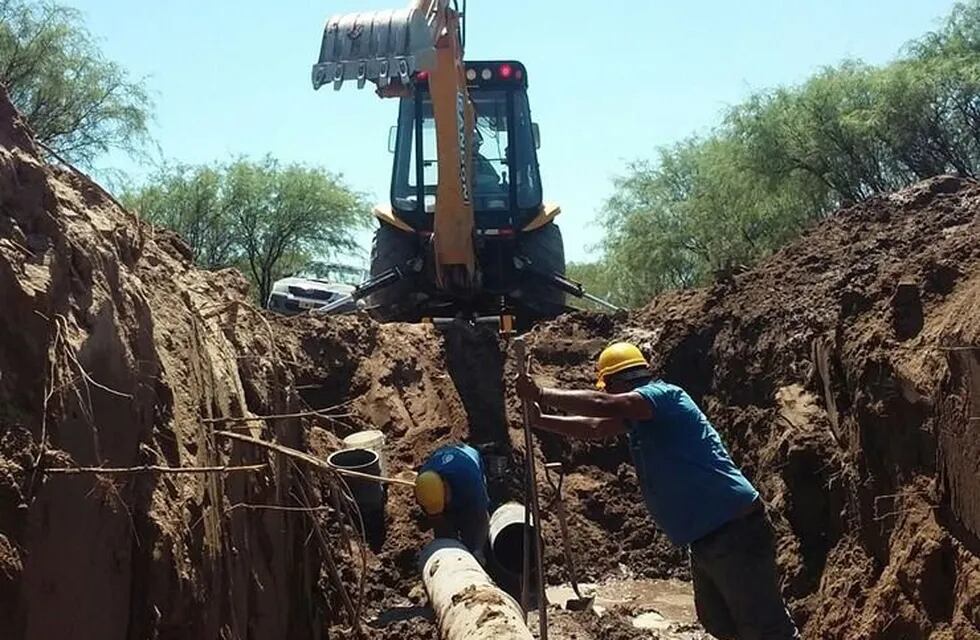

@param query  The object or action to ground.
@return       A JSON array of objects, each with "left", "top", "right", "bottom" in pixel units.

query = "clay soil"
[{"left": 1, "top": 84, "right": 980, "bottom": 640}]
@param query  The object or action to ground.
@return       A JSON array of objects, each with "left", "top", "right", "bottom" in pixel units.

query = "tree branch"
[
  {"left": 44, "top": 463, "right": 268, "bottom": 475},
  {"left": 214, "top": 431, "right": 415, "bottom": 488}
]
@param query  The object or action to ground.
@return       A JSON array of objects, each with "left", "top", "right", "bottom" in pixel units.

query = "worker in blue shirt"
[
  {"left": 516, "top": 342, "right": 799, "bottom": 640},
  {"left": 414, "top": 443, "right": 490, "bottom": 556}
]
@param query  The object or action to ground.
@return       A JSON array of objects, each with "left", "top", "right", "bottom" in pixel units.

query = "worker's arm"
[
  {"left": 516, "top": 374, "right": 653, "bottom": 420},
  {"left": 531, "top": 404, "right": 627, "bottom": 440}
]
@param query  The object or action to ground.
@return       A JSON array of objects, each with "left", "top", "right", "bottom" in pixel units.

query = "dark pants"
[
  {"left": 690, "top": 509, "right": 800, "bottom": 640},
  {"left": 434, "top": 506, "right": 489, "bottom": 555}
]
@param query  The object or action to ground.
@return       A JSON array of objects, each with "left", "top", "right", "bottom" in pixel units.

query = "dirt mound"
[{"left": 0, "top": 86, "right": 343, "bottom": 638}]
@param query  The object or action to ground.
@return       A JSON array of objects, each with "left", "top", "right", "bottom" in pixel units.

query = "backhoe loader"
[{"left": 312, "top": 0, "right": 607, "bottom": 326}]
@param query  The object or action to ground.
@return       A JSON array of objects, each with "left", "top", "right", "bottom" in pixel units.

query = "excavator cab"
[
  {"left": 367, "top": 61, "right": 565, "bottom": 322},
  {"left": 390, "top": 62, "right": 541, "bottom": 229},
  {"left": 312, "top": 2, "right": 569, "bottom": 323}
]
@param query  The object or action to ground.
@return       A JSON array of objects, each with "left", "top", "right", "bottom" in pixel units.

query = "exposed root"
[{"left": 44, "top": 463, "right": 269, "bottom": 475}]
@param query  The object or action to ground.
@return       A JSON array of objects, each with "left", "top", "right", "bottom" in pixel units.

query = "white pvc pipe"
[
  {"left": 342, "top": 430, "right": 388, "bottom": 476},
  {"left": 420, "top": 539, "right": 534, "bottom": 640}
]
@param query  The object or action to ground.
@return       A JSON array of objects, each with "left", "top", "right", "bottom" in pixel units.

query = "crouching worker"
[
  {"left": 414, "top": 443, "right": 490, "bottom": 560},
  {"left": 516, "top": 342, "right": 799, "bottom": 640}
]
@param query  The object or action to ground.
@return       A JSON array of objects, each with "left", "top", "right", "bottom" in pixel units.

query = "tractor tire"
[
  {"left": 517, "top": 222, "right": 567, "bottom": 319},
  {"left": 367, "top": 222, "right": 419, "bottom": 321}
]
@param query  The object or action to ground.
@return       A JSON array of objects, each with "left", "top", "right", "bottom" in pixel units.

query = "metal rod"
[
  {"left": 312, "top": 293, "right": 355, "bottom": 314},
  {"left": 520, "top": 486, "right": 531, "bottom": 619},
  {"left": 513, "top": 337, "right": 548, "bottom": 639},
  {"left": 582, "top": 291, "right": 623, "bottom": 312},
  {"left": 544, "top": 462, "right": 584, "bottom": 599}
]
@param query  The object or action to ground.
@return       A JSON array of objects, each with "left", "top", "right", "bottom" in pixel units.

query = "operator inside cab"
[
  {"left": 473, "top": 129, "right": 502, "bottom": 191},
  {"left": 414, "top": 443, "right": 490, "bottom": 560}
]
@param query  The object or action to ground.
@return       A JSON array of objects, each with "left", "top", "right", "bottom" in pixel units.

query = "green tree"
[
  {"left": 0, "top": 0, "right": 152, "bottom": 165},
  {"left": 729, "top": 62, "right": 905, "bottom": 202},
  {"left": 600, "top": 137, "right": 824, "bottom": 305},
  {"left": 124, "top": 158, "right": 370, "bottom": 305},
  {"left": 597, "top": 0, "right": 980, "bottom": 306},
  {"left": 124, "top": 164, "right": 236, "bottom": 269},
  {"left": 224, "top": 158, "right": 370, "bottom": 305}
]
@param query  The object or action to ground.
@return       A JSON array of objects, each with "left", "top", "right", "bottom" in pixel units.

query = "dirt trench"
[
  {"left": 3, "top": 82, "right": 980, "bottom": 640},
  {"left": 288, "top": 174, "right": 980, "bottom": 640}
]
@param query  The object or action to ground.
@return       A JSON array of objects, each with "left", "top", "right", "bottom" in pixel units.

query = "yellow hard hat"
[
  {"left": 596, "top": 342, "right": 649, "bottom": 389},
  {"left": 415, "top": 471, "right": 447, "bottom": 515}
]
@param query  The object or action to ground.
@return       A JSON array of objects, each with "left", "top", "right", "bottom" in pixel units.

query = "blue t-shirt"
[
  {"left": 627, "top": 381, "right": 759, "bottom": 545},
  {"left": 419, "top": 444, "right": 489, "bottom": 513}
]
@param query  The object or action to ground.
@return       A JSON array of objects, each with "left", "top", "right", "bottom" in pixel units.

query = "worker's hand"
[{"left": 516, "top": 372, "right": 542, "bottom": 404}]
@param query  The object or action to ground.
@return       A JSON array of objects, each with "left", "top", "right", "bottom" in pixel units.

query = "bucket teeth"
[{"left": 312, "top": 2, "right": 446, "bottom": 91}]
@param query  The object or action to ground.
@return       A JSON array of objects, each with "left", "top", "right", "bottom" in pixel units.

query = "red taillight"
[
  {"left": 416, "top": 71, "right": 429, "bottom": 82},
  {"left": 499, "top": 64, "right": 513, "bottom": 79}
]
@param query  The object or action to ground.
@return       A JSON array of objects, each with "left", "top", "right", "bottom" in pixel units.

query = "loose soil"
[{"left": 1, "top": 84, "right": 979, "bottom": 640}]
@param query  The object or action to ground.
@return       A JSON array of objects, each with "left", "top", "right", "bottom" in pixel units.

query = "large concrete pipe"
[{"left": 420, "top": 539, "right": 534, "bottom": 640}]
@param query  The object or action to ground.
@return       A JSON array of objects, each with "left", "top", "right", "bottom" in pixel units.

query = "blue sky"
[{"left": 71, "top": 0, "right": 957, "bottom": 263}]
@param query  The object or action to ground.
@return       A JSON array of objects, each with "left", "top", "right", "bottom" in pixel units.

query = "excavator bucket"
[{"left": 312, "top": 0, "right": 449, "bottom": 91}]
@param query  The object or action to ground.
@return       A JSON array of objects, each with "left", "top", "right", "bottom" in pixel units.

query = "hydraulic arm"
[{"left": 313, "top": 0, "right": 477, "bottom": 292}]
